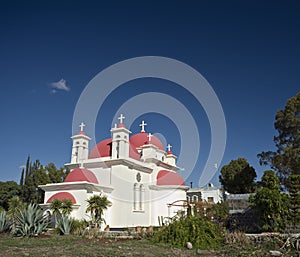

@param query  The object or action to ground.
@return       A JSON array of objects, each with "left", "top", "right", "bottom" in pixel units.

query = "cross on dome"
[
  {"left": 139, "top": 120, "right": 147, "bottom": 132},
  {"left": 79, "top": 122, "right": 86, "bottom": 132},
  {"left": 167, "top": 144, "right": 172, "bottom": 152},
  {"left": 147, "top": 133, "right": 152, "bottom": 142},
  {"left": 118, "top": 114, "right": 125, "bottom": 124}
]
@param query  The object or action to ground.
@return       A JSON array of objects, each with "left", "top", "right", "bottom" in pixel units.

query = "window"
[
  {"left": 186, "top": 196, "right": 190, "bottom": 202},
  {"left": 139, "top": 184, "right": 144, "bottom": 211},
  {"left": 133, "top": 183, "right": 144, "bottom": 211},
  {"left": 133, "top": 183, "right": 138, "bottom": 210},
  {"left": 207, "top": 197, "right": 214, "bottom": 203},
  {"left": 192, "top": 195, "right": 198, "bottom": 202}
]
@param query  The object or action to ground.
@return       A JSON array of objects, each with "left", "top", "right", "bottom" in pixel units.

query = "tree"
[
  {"left": 287, "top": 174, "right": 300, "bottom": 226},
  {"left": 258, "top": 92, "right": 300, "bottom": 185},
  {"left": 7, "top": 196, "right": 25, "bottom": 224},
  {"left": 49, "top": 198, "right": 62, "bottom": 226},
  {"left": 0, "top": 181, "right": 20, "bottom": 210},
  {"left": 46, "top": 163, "right": 69, "bottom": 183},
  {"left": 20, "top": 157, "right": 69, "bottom": 204},
  {"left": 86, "top": 195, "right": 112, "bottom": 227},
  {"left": 219, "top": 158, "right": 257, "bottom": 194},
  {"left": 250, "top": 170, "right": 289, "bottom": 232},
  {"left": 60, "top": 199, "right": 73, "bottom": 216}
]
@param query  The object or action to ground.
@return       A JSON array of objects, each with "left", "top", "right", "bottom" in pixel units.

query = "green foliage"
[
  {"left": 0, "top": 211, "right": 12, "bottom": 233},
  {"left": 287, "top": 174, "right": 300, "bottom": 226},
  {"left": 49, "top": 198, "right": 73, "bottom": 226},
  {"left": 0, "top": 181, "right": 20, "bottom": 210},
  {"left": 250, "top": 170, "right": 289, "bottom": 232},
  {"left": 56, "top": 216, "right": 74, "bottom": 235},
  {"left": 46, "top": 163, "right": 70, "bottom": 183},
  {"left": 14, "top": 203, "right": 48, "bottom": 237},
  {"left": 258, "top": 92, "right": 300, "bottom": 186},
  {"left": 152, "top": 215, "right": 224, "bottom": 249},
  {"left": 206, "top": 202, "right": 229, "bottom": 225},
  {"left": 86, "top": 194, "right": 112, "bottom": 228},
  {"left": 219, "top": 158, "right": 257, "bottom": 194},
  {"left": 50, "top": 198, "right": 62, "bottom": 225},
  {"left": 7, "top": 196, "right": 25, "bottom": 223},
  {"left": 20, "top": 156, "right": 69, "bottom": 204}
]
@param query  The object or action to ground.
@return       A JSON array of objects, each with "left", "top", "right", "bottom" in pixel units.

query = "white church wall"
[
  {"left": 150, "top": 188, "right": 187, "bottom": 226},
  {"left": 107, "top": 164, "right": 151, "bottom": 228},
  {"left": 91, "top": 167, "right": 111, "bottom": 185}
]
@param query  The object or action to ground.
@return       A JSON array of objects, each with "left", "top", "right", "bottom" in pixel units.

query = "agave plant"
[
  {"left": 14, "top": 203, "right": 48, "bottom": 237},
  {"left": 57, "top": 216, "right": 74, "bottom": 235},
  {"left": 0, "top": 211, "right": 12, "bottom": 233}
]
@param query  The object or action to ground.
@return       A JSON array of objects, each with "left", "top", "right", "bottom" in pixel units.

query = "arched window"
[
  {"left": 186, "top": 196, "right": 190, "bottom": 202},
  {"left": 133, "top": 183, "right": 138, "bottom": 210},
  {"left": 192, "top": 195, "right": 198, "bottom": 202},
  {"left": 139, "top": 184, "right": 144, "bottom": 211}
]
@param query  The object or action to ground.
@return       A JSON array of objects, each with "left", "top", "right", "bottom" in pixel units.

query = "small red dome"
[
  {"left": 157, "top": 170, "right": 185, "bottom": 186},
  {"left": 130, "top": 132, "right": 164, "bottom": 151},
  {"left": 118, "top": 123, "right": 125, "bottom": 128},
  {"left": 89, "top": 138, "right": 112, "bottom": 159},
  {"left": 46, "top": 192, "right": 76, "bottom": 204},
  {"left": 64, "top": 168, "right": 98, "bottom": 184},
  {"left": 77, "top": 130, "right": 86, "bottom": 135}
]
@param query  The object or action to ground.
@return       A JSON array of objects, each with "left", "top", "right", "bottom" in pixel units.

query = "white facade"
[
  {"left": 40, "top": 116, "right": 188, "bottom": 228},
  {"left": 187, "top": 185, "right": 223, "bottom": 204}
]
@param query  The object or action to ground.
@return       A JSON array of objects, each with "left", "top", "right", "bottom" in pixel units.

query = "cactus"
[
  {"left": 14, "top": 203, "right": 48, "bottom": 237},
  {"left": 0, "top": 211, "right": 12, "bottom": 233},
  {"left": 57, "top": 216, "right": 74, "bottom": 235}
]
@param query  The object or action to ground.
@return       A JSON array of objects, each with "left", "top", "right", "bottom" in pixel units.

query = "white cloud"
[
  {"left": 50, "top": 79, "right": 70, "bottom": 92},
  {"left": 19, "top": 165, "right": 26, "bottom": 169}
]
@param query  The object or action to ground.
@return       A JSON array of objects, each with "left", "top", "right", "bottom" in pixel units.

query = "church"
[{"left": 40, "top": 114, "right": 188, "bottom": 229}]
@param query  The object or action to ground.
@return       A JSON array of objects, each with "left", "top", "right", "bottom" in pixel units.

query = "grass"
[{"left": 0, "top": 232, "right": 299, "bottom": 257}]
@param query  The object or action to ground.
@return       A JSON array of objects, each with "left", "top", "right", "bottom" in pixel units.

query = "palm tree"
[
  {"left": 49, "top": 198, "right": 62, "bottom": 226},
  {"left": 61, "top": 199, "right": 73, "bottom": 216},
  {"left": 86, "top": 194, "right": 112, "bottom": 228}
]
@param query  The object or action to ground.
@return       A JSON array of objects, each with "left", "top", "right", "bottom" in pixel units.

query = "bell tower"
[
  {"left": 110, "top": 114, "right": 131, "bottom": 159},
  {"left": 71, "top": 122, "right": 91, "bottom": 164}
]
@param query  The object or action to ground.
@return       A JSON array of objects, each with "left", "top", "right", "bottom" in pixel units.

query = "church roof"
[
  {"left": 89, "top": 138, "right": 112, "bottom": 159},
  {"left": 156, "top": 170, "right": 185, "bottom": 186},
  {"left": 89, "top": 132, "right": 164, "bottom": 160},
  {"left": 130, "top": 132, "right": 164, "bottom": 151},
  {"left": 64, "top": 167, "right": 98, "bottom": 184},
  {"left": 46, "top": 192, "right": 76, "bottom": 204}
]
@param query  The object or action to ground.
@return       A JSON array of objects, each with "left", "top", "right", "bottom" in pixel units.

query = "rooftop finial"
[
  {"left": 139, "top": 120, "right": 147, "bottom": 132},
  {"left": 79, "top": 122, "right": 85, "bottom": 132},
  {"left": 118, "top": 114, "right": 125, "bottom": 124},
  {"left": 147, "top": 133, "right": 152, "bottom": 142},
  {"left": 167, "top": 143, "right": 172, "bottom": 152}
]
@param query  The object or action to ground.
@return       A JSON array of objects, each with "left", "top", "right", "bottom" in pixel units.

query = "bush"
[
  {"left": 152, "top": 215, "right": 224, "bottom": 249},
  {"left": 57, "top": 216, "right": 74, "bottom": 235},
  {"left": 0, "top": 211, "right": 12, "bottom": 233},
  {"left": 14, "top": 203, "right": 48, "bottom": 237}
]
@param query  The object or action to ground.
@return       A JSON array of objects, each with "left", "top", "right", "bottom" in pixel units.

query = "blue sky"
[{"left": 0, "top": 0, "right": 299, "bottom": 187}]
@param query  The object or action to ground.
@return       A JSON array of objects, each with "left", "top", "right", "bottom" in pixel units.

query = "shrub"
[
  {"left": 152, "top": 215, "right": 224, "bottom": 249},
  {"left": 0, "top": 211, "right": 12, "bottom": 233},
  {"left": 14, "top": 203, "right": 48, "bottom": 237},
  {"left": 57, "top": 216, "right": 74, "bottom": 235}
]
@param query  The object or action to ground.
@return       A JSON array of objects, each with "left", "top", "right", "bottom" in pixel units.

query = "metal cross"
[
  {"left": 139, "top": 120, "right": 147, "bottom": 132},
  {"left": 79, "top": 122, "right": 85, "bottom": 131},
  {"left": 147, "top": 133, "right": 153, "bottom": 142},
  {"left": 167, "top": 144, "right": 172, "bottom": 152},
  {"left": 118, "top": 114, "right": 125, "bottom": 124}
]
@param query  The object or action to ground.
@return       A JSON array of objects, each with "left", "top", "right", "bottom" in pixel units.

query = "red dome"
[
  {"left": 89, "top": 138, "right": 112, "bottom": 159},
  {"left": 130, "top": 132, "right": 164, "bottom": 151},
  {"left": 46, "top": 192, "right": 76, "bottom": 204},
  {"left": 64, "top": 168, "right": 98, "bottom": 184},
  {"left": 157, "top": 170, "right": 185, "bottom": 186}
]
